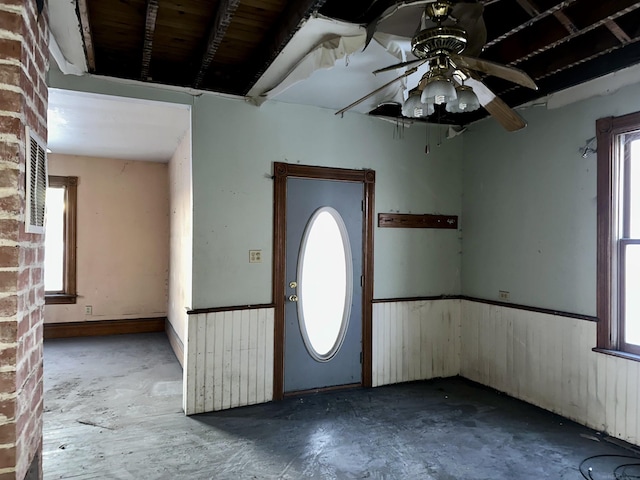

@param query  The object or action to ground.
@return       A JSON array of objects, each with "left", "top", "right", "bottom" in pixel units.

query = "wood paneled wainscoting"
[
  {"left": 461, "top": 300, "right": 640, "bottom": 447},
  {"left": 372, "top": 299, "right": 461, "bottom": 387},
  {"left": 184, "top": 306, "right": 275, "bottom": 415}
]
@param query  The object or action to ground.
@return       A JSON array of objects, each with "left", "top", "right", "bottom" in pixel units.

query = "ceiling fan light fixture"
[
  {"left": 421, "top": 75, "right": 457, "bottom": 105},
  {"left": 446, "top": 85, "right": 480, "bottom": 113},
  {"left": 402, "top": 89, "right": 434, "bottom": 118}
]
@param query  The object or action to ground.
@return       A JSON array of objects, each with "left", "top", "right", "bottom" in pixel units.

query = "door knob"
[
  {"left": 289, "top": 281, "right": 297, "bottom": 289},
  {"left": 288, "top": 294, "right": 298, "bottom": 302}
]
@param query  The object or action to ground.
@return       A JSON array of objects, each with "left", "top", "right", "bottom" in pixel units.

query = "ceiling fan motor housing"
[{"left": 411, "top": 26, "right": 468, "bottom": 59}]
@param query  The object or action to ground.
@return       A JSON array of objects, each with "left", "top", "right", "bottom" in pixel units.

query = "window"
[
  {"left": 596, "top": 112, "right": 640, "bottom": 357},
  {"left": 44, "top": 176, "right": 78, "bottom": 305}
]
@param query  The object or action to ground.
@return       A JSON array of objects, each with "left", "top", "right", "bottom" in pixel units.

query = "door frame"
[{"left": 272, "top": 162, "right": 375, "bottom": 400}]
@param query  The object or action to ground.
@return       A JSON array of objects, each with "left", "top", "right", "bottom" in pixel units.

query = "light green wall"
[
  {"left": 461, "top": 81, "right": 640, "bottom": 315},
  {"left": 49, "top": 71, "right": 464, "bottom": 309},
  {"left": 192, "top": 96, "right": 463, "bottom": 308}
]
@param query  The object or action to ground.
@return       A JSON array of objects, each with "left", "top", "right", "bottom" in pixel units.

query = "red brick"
[
  {"left": 0, "top": 38, "right": 20, "bottom": 62},
  {"left": 0, "top": 296, "right": 17, "bottom": 318},
  {"left": 0, "top": 399, "right": 15, "bottom": 422},
  {"left": 14, "top": 362, "right": 28, "bottom": 394},
  {"left": 0, "top": 64, "right": 20, "bottom": 87},
  {"left": 0, "top": 221, "right": 20, "bottom": 242},
  {"left": 16, "top": 316, "right": 28, "bottom": 338},
  {"left": 26, "top": 61, "right": 36, "bottom": 85},
  {"left": 29, "top": 310, "right": 41, "bottom": 330},
  {"left": 0, "top": 372, "right": 16, "bottom": 395},
  {"left": 0, "top": 0, "right": 26, "bottom": 7},
  {"left": 19, "top": 246, "right": 34, "bottom": 266},
  {"left": 0, "top": 142, "right": 22, "bottom": 164},
  {"left": 0, "top": 246, "right": 18, "bottom": 267},
  {"left": 0, "top": 345, "right": 16, "bottom": 365},
  {"left": 0, "top": 271, "right": 16, "bottom": 294},
  {"left": 0, "top": 422, "right": 15, "bottom": 445},
  {"left": 0, "top": 194, "right": 21, "bottom": 217},
  {"left": 0, "top": 90, "right": 21, "bottom": 114},
  {"left": 0, "top": 321, "right": 16, "bottom": 343},
  {"left": 0, "top": 471, "right": 16, "bottom": 480},
  {"left": 16, "top": 269, "right": 28, "bottom": 291},
  {"left": 29, "top": 268, "right": 41, "bottom": 286},
  {"left": 0, "top": 169, "right": 19, "bottom": 190},
  {"left": 0, "top": 444, "right": 16, "bottom": 469},
  {"left": 15, "top": 292, "right": 27, "bottom": 314},
  {"left": 0, "top": 116, "right": 21, "bottom": 138},
  {"left": 0, "top": 10, "right": 21, "bottom": 35}
]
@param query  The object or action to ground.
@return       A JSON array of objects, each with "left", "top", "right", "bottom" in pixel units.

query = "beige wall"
[
  {"left": 168, "top": 131, "right": 192, "bottom": 344},
  {"left": 45, "top": 154, "right": 169, "bottom": 323}
]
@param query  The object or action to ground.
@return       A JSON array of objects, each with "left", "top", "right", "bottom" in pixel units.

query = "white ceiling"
[{"left": 48, "top": 89, "right": 190, "bottom": 162}]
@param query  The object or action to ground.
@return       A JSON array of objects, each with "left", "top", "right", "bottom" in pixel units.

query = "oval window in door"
[{"left": 297, "top": 207, "right": 353, "bottom": 362}]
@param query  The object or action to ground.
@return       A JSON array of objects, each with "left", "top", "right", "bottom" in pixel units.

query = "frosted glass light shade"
[
  {"left": 457, "top": 86, "right": 480, "bottom": 112},
  {"left": 402, "top": 91, "right": 434, "bottom": 118},
  {"left": 421, "top": 77, "right": 457, "bottom": 105}
]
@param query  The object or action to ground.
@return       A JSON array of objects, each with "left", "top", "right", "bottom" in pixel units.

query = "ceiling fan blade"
[
  {"left": 335, "top": 67, "right": 419, "bottom": 116},
  {"left": 373, "top": 58, "right": 427, "bottom": 75},
  {"left": 465, "top": 77, "right": 527, "bottom": 132},
  {"left": 450, "top": 54, "right": 538, "bottom": 90}
]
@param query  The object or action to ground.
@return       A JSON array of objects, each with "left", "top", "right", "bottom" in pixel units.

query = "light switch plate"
[{"left": 249, "top": 250, "right": 262, "bottom": 263}]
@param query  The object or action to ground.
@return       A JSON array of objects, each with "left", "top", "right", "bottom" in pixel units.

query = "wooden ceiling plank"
[
  {"left": 484, "top": 0, "right": 579, "bottom": 48},
  {"left": 77, "top": 0, "right": 96, "bottom": 72},
  {"left": 605, "top": 19, "right": 632, "bottom": 43},
  {"left": 237, "top": 0, "right": 328, "bottom": 94},
  {"left": 194, "top": 0, "right": 243, "bottom": 88},
  {"left": 141, "top": 0, "right": 159, "bottom": 80}
]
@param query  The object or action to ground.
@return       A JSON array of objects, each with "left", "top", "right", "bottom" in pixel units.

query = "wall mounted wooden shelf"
[{"left": 378, "top": 213, "right": 458, "bottom": 229}]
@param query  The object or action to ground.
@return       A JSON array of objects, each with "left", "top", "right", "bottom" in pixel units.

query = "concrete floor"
[{"left": 43, "top": 333, "right": 638, "bottom": 479}]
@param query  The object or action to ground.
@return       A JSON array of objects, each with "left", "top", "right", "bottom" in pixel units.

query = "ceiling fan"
[{"left": 335, "top": 0, "right": 538, "bottom": 132}]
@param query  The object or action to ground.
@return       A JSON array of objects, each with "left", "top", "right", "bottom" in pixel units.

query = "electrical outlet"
[
  {"left": 85, "top": 305, "right": 92, "bottom": 315},
  {"left": 249, "top": 250, "right": 262, "bottom": 263},
  {"left": 498, "top": 291, "right": 510, "bottom": 301}
]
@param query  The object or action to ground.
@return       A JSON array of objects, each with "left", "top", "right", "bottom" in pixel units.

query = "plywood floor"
[{"left": 43, "top": 333, "right": 638, "bottom": 479}]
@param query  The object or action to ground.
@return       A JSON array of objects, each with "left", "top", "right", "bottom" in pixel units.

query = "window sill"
[
  {"left": 593, "top": 348, "right": 640, "bottom": 363},
  {"left": 45, "top": 294, "right": 77, "bottom": 305}
]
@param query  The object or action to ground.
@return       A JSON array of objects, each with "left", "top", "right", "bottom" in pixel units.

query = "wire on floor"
[{"left": 579, "top": 454, "right": 640, "bottom": 479}]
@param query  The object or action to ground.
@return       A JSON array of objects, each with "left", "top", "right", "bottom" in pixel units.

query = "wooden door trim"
[{"left": 272, "top": 162, "right": 375, "bottom": 400}]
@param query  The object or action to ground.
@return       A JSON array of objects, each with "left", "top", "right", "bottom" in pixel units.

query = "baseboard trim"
[
  {"left": 165, "top": 319, "right": 184, "bottom": 368},
  {"left": 44, "top": 317, "right": 166, "bottom": 339}
]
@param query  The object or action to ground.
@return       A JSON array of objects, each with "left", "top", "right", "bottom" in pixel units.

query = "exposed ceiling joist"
[
  {"left": 553, "top": 10, "right": 578, "bottom": 34},
  {"left": 516, "top": 0, "right": 578, "bottom": 34},
  {"left": 605, "top": 19, "right": 632, "bottom": 43},
  {"left": 515, "top": 0, "right": 539, "bottom": 17},
  {"left": 65, "top": 0, "right": 640, "bottom": 128},
  {"left": 141, "top": 0, "right": 159, "bottom": 80},
  {"left": 240, "top": 0, "right": 328, "bottom": 95},
  {"left": 489, "top": 0, "right": 640, "bottom": 66},
  {"left": 484, "top": 0, "right": 578, "bottom": 49},
  {"left": 76, "top": 0, "right": 95, "bottom": 72},
  {"left": 194, "top": 0, "right": 242, "bottom": 88}
]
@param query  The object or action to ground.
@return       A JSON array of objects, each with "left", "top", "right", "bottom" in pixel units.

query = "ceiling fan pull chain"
[{"left": 425, "top": 122, "right": 431, "bottom": 155}]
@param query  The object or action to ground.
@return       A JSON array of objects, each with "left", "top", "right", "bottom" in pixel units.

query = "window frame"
[
  {"left": 596, "top": 112, "right": 640, "bottom": 359},
  {"left": 45, "top": 175, "right": 78, "bottom": 305}
]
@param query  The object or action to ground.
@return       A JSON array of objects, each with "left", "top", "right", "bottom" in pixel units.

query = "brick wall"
[{"left": 0, "top": 0, "right": 48, "bottom": 479}]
